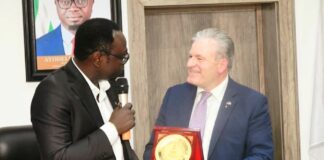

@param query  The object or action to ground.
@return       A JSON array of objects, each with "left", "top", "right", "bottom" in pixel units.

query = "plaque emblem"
[{"left": 155, "top": 134, "right": 192, "bottom": 160}]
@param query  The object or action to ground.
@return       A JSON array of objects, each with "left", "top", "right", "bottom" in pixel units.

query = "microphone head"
[{"left": 115, "top": 77, "right": 128, "bottom": 94}]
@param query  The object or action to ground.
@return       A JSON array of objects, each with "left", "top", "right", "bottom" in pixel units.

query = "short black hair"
[{"left": 74, "top": 18, "right": 120, "bottom": 61}]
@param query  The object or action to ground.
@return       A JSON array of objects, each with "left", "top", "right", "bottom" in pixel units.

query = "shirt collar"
[
  {"left": 61, "top": 25, "right": 74, "bottom": 44},
  {"left": 197, "top": 75, "right": 229, "bottom": 101},
  {"left": 72, "top": 58, "right": 111, "bottom": 101}
]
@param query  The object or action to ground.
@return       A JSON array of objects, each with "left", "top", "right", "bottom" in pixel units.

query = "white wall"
[
  {"left": 0, "top": 1, "right": 39, "bottom": 127},
  {"left": 0, "top": 0, "right": 317, "bottom": 160},
  {"left": 295, "top": 0, "right": 322, "bottom": 160}
]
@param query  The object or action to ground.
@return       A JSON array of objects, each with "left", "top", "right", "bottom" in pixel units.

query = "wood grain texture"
[
  {"left": 277, "top": 0, "right": 301, "bottom": 160},
  {"left": 126, "top": 0, "right": 151, "bottom": 157},
  {"left": 256, "top": 6, "right": 266, "bottom": 94},
  {"left": 262, "top": 3, "right": 283, "bottom": 160}
]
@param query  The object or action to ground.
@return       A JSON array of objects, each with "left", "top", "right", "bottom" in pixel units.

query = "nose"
[
  {"left": 69, "top": 0, "right": 79, "bottom": 9},
  {"left": 187, "top": 57, "right": 196, "bottom": 68}
]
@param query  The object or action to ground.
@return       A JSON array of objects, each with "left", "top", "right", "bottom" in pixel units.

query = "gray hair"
[{"left": 192, "top": 28, "right": 234, "bottom": 69}]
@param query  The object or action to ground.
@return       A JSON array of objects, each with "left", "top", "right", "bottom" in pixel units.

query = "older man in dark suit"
[{"left": 144, "top": 28, "right": 273, "bottom": 160}]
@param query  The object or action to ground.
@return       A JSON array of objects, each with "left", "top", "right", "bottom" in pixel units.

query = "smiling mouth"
[
  {"left": 67, "top": 16, "right": 82, "bottom": 20},
  {"left": 188, "top": 70, "right": 200, "bottom": 74}
]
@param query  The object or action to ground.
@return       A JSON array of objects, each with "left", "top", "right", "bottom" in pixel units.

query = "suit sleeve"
[
  {"left": 143, "top": 88, "right": 171, "bottom": 160},
  {"left": 31, "top": 80, "right": 115, "bottom": 160},
  {"left": 244, "top": 96, "right": 273, "bottom": 160}
]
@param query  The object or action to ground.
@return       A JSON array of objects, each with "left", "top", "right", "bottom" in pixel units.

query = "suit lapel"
[
  {"left": 208, "top": 78, "right": 238, "bottom": 158},
  {"left": 64, "top": 60, "right": 104, "bottom": 127},
  {"left": 122, "top": 140, "right": 139, "bottom": 160},
  {"left": 181, "top": 84, "right": 197, "bottom": 127}
]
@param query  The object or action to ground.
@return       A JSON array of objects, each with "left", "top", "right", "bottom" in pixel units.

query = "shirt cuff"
[{"left": 100, "top": 122, "right": 119, "bottom": 145}]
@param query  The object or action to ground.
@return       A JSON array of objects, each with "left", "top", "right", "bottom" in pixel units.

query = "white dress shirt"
[
  {"left": 190, "top": 75, "right": 229, "bottom": 159},
  {"left": 61, "top": 26, "right": 74, "bottom": 55},
  {"left": 72, "top": 59, "right": 124, "bottom": 160}
]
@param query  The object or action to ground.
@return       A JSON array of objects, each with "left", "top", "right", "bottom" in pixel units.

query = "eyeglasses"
[
  {"left": 56, "top": 0, "right": 88, "bottom": 9},
  {"left": 100, "top": 49, "right": 130, "bottom": 65},
  {"left": 109, "top": 52, "right": 130, "bottom": 65}
]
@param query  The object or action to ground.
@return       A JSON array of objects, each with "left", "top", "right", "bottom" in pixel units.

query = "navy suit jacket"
[
  {"left": 144, "top": 78, "right": 273, "bottom": 160},
  {"left": 36, "top": 25, "right": 65, "bottom": 56}
]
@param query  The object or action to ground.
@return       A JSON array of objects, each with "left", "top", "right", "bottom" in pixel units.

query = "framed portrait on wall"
[{"left": 22, "top": 0, "right": 122, "bottom": 81}]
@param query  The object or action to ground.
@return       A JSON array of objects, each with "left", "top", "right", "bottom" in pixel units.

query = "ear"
[
  {"left": 217, "top": 58, "right": 229, "bottom": 73},
  {"left": 91, "top": 51, "right": 103, "bottom": 68}
]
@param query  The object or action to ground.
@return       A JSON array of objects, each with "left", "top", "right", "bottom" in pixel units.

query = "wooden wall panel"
[
  {"left": 261, "top": 3, "right": 282, "bottom": 160},
  {"left": 276, "top": 1, "right": 300, "bottom": 159},
  {"left": 127, "top": 0, "right": 151, "bottom": 154}
]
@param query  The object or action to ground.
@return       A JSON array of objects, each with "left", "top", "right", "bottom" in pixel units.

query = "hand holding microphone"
[
  {"left": 110, "top": 77, "right": 134, "bottom": 140},
  {"left": 109, "top": 103, "right": 135, "bottom": 135}
]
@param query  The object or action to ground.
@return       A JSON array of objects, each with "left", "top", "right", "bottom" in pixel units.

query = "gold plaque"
[
  {"left": 151, "top": 126, "right": 204, "bottom": 160},
  {"left": 155, "top": 134, "right": 192, "bottom": 160}
]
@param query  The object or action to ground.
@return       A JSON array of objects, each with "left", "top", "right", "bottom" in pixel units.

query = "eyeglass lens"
[
  {"left": 57, "top": 0, "right": 88, "bottom": 9},
  {"left": 121, "top": 54, "right": 129, "bottom": 64},
  {"left": 113, "top": 53, "right": 129, "bottom": 64}
]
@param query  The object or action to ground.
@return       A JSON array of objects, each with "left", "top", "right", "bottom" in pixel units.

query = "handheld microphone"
[{"left": 116, "top": 77, "right": 130, "bottom": 140}]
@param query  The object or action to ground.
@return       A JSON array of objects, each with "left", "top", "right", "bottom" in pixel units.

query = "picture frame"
[{"left": 22, "top": 0, "right": 122, "bottom": 81}]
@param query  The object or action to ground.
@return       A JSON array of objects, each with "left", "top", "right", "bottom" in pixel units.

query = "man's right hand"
[{"left": 109, "top": 103, "right": 135, "bottom": 134}]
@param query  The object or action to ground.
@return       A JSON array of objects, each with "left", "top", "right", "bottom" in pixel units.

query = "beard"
[{"left": 68, "top": 24, "right": 79, "bottom": 32}]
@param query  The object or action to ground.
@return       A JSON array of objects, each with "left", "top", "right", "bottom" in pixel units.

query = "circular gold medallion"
[{"left": 155, "top": 134, "right": 192, "bottom": 160}]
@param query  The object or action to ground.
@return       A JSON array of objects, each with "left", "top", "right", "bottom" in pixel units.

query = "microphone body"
[
  {"left": 118, "top": 93, "right": 130, "bottom": 140},
  {"left": 116, "top": 77, "right": 131, "bottom": 140}
]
